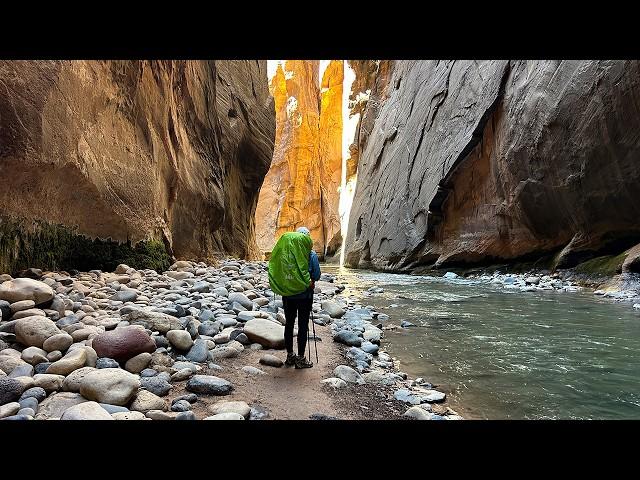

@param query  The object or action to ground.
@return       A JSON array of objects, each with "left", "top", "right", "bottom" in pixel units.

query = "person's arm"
[{"left": 309, "top": 250, "right": 321, "bottom": 289}]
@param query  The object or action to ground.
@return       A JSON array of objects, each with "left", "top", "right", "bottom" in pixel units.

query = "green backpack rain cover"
[{"left": 268, "top": 231, "right": 312, "bottom": 297}]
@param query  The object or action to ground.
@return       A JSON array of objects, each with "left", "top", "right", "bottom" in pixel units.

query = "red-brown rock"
[{"left": 91, "top": 326, "right": 156, "bottom": 363}]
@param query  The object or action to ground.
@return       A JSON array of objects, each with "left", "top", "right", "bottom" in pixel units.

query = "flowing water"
[{"left": 321, "top": 265, "right": 640, "bottom": 419}]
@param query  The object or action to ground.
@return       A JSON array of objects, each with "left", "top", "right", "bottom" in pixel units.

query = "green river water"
[{"left": 322, "top": 265, "right": 640, "bottom": 420}]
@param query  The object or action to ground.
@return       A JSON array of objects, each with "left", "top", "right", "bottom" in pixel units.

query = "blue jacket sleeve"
[{"left": 309, "top": 250, "right": 321, "bottom": 281}]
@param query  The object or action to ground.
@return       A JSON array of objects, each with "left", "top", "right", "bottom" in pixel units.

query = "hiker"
[{"left": 268, "top": 226, "right": 321, "bottom": 369}]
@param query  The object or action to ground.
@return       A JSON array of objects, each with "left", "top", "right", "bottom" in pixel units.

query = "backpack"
[{"left": 268, "top": 232, "right": 312, "bottom": 296}]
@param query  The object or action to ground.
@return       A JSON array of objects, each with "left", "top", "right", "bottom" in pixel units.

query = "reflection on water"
[{"left": 323, "top": 265, "right": 640, "bottom": 419}]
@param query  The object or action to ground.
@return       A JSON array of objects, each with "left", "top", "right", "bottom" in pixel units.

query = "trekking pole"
[{"left": 311, "top": 309, "right": 319, "bottom": 364}]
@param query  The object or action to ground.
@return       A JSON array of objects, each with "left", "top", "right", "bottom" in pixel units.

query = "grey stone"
[
  {"left": 204, "top": 412, "right": 244, "bottom": 420},
  {"left": 333, "top": 330, "right": 362, "bottom": 347},
  {"left": 360, "top": 341, "right": 379, "bottom": 355},
  {"left": 171, "top": 400, "right": 192, "bottom": 412},
  {"left": 0, "top": 401, "right": 21, "bottom": 418},
  {"left": 140, "top": 376, "right": 172, "bottom": 397},
  {"left": 152, "top": 335, "right": 169, "bottom": 348},
  {"left": 401, "top": 321, "right": 415, "bottom": 328},
  {"left": 110, "top": 290, "right": 138, "bottom": 303},
  {"left": 208, "top": 347, "right": 240, "bottom": 361},
  {"left": 321, "top": 300, "right": 345, "bottom": 318},
  {"left": 34, "top": 363, "right": 52, "bottom": 374},
  {"left": 9, "top": 364, "right": 34, "bottom": 378},
  {"left": 99, "top": 403, "right": 130, "bottom": 414},
  {"left": 96, "top": 358, "right": 120, "bottom": 369},
  {"left": 321, "top": 377, "right": 347, "bottom": 389},
  {"left": 228, "top": 292, "right": 253, "bottom": 310},
  {"left": 333, "top": 365, "right": 365, "bottom": 385},
  {"left": 61, "top": 401, "right": 113, "bottom": 420},
  {"left": 172, "top": 393, "right": 198, "bottom": 404},
  {"left": 172, "top": 361, "right": 200, "bottom": 373},
  {"left": 35, "top": 392, "right": 87, "bottom": 419},
  {"left": 0, "top": 414, "right": 32, "bottom": 420},
  {"left": 241, "top": 366, "right": 266, "bottom": 375},
  {"left": 403, "top": 406, "right": 443, "bottom": 420},
  {"left": 0, "top": 377, "right": 24, "bottom": 404},
  {"left": 140, "top": 368, "right": 157, "bottom": 377},
  {"left": 18, "top": 396, "right": 39, "bottom": 412},
  {"left": 243, "top": 318, "right": 285, "bottom": 349},
  {"left": 175, "top": 411, "right": 196, "bottom": 420},
  {"left": 0, "top": 300, "right": 10, "bottom": 321},
  {"left": 171, "top": 368, "right": 193, "bottom": 382},
  {"left": 19, "top": 386, "right": 47, "bottom": 402},
  {"left": 186, "top": 375, "right": 233, "bottom": 395},
  {"left": 309, "top": 413, "right": 339, "bottom": 420},
  {"left": 185, "top": 339, "right": 208, "bottom": 363},
  {"left": 186, "top": 320, "right": 199, "bottom": 339},
  {"left": 346, "top": 347, "right": 373, "bottom": 364},
  {"left": 124, "top": 310, "right": 182, "bottom": 334},
  {"left": 198, "top": 310, "right": 216, "bottom": 323},
  {"left": 17, "top": 407, "right": 35, "bottom": 417},
  {"left": 198, "top": 320, "right": 219, "bottom": 336},
  {"left": 259, "top": 354, "right": 283, "bottom": 368},
  {"left": 167, "top": 330, "right": 193, "bottom": 351}
]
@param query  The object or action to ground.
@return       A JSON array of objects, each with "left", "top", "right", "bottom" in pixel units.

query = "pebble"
[
  {"left": 140, "top": 376, "right": 172, "bottom": 397},
  {"left": 175, "top": 411, "right": 196, "bottom": 420},
  {"left": 96, "top": 358, "right": 120, "bottom": 369},
  {"left": 172, "top": 393, "right": 198, "bottom": 404},
  {"left": 204, "top": 412, "right": 244, "bottom": 420},
  {"left": 241, "top": 366, "right": 266, "bottom": 376},
  {"left": 19, "top": 386, "right": 47, "bottom": 402},
  {"left": 186, "top": 375, "right": 233, "bottom": 395},
  {"left": 171, "top": 400, "right": 192, "bottom": 412},
  {"left": 259, "top": 354, "right": 283, "bottom": 368}
]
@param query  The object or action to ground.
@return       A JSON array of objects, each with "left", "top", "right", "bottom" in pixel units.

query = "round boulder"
[
  {"left": 61, "top": 401, "right": 113, "bottom": 420},
  {"left": 0, "top": 278, "right": 54, "bottom": 305},
  {"left": 0, "top": 377, "right": 24, "bottom": 404},
  {"left": 166, "top": 330, "right": 194, "bottom": 351},
  {"left": 130, "top": 390, "right": 166, "bottom": 413},
  {"left": 46, "top": 348, "right": 87, "bottom": 376},
  {"left": 80, "top": 368, "right": 140, "bottom": 406},
  {"left": 208, "top": 400, "right": 251, "bottom": 419},
  {"left": 91, "top": 326, "right": 156, "bottom": 363},
  {"left": 15, "top": 316, "right": 62, "bottom": 349}
]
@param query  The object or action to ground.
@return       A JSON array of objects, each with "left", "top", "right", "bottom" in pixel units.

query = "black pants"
[{"left": 282, "top": 295, "right": 312, "bottom": 356}]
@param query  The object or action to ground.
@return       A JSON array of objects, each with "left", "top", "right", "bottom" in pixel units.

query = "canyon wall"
[
  {"left": 344, "top": 60, "right": 640, "bottom": 271},
  {"left": 256, "top": 60, "right": 343, "bottom": 257},
  {"left": 0, "top": 60, "right": 275, "bottom": 273}
]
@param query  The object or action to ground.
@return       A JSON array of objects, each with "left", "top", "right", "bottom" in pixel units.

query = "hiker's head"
[{"left": 296, "top": 226, "right": 311, "bottom": 237}]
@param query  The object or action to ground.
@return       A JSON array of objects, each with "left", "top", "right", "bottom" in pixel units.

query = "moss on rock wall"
[{"left": 0, "top": 216, "right": 171, "bottom": 274}]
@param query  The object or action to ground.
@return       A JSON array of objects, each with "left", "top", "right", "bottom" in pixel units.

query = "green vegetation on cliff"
[{"left": 0, "top": 216, "right": 171, "bottom": 274}]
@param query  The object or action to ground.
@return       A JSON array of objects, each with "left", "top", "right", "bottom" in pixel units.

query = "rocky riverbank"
[
  {"left": 0, "top": 259, "right": 458, "bottom": 420},
  {"left": 438, "top": 269, "right": 640, "bottom": 312}
]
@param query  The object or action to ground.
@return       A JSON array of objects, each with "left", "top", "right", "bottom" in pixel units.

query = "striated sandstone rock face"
[
  {"left": 255, "top": 60, "right": 344, "bottom": 257},
  {"left": 318, "top": 60, "right": 344, "bottom": 256},
  {"left": 0, "top": 60, "right": 275, "bottom": 271},
  {"left": 345, "top": 60, "right": 640, "bottom": 271}
]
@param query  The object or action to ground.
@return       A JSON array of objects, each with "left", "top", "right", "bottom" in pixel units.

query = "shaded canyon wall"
[
  {"left": 344, "top": 60, "right": 640, "bottom": 271},
  {"left": 0, "top": 60, "right": 275, "bottom": 273}
]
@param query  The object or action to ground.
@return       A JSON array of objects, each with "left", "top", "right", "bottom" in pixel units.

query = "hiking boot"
[
  {"left": 285, "top": 352, "right": 297, "bottom": 367},
  {"left": 295, "top": 355, "right": 313, "bottom": 369}
]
